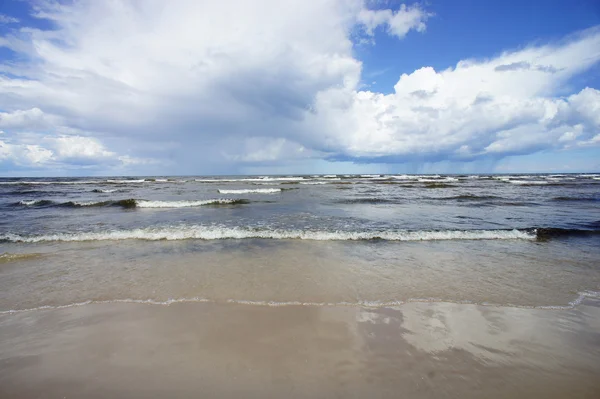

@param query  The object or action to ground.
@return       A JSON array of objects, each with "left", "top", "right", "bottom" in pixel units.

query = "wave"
[
  {"left": 423, "top": 183, "right": 456, "bottom": 188},
  {"left": 196, "top": 177, "right": 304, "bottom": 183},
  {"left": 16, "top": 199, "right": 55, "bottom": 207},
  {"left": 433, "top": 195, "right": 501, "bottom": 201},
  {"left": 492, "top": 175, "right": 534, "bottom": 180},
  {"left": 0, "top": 179, "right": 182, "bottom": 186},
  {"left": 3, "top": 291, "right": 599, "bottom": 314},
  {"left": 506, "top": 180, "right": 548, "bottom": 185},
  {"left": 15, "top": 198, "right": 249, "bottom": 209},
  {"left": 418, "top": 177, "right": 459, "bottom": 183},
  {"left": 218, "top": 188, "right": 281, "bottom": 194},
  {"left": 135, "top": 199, "right": 248, "bottom": 208},
  {"left": 534, "top": 227, "right": 600, "bottom": 240},
  {"left": 0, "top": 180, "right": 99, "bottom": 185},
  {"left": 92, "top": 189, "right": 118, "bottom": 193},
  {"left": 0, "top": 226, "right": 539, "bottom": 243},
  {"left": 0, "top": 179, "right": 147, "bottom": 185}
]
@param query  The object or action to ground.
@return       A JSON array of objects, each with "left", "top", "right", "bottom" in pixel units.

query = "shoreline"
[
  {"left": 2, "top": 299, "right": 599, "bottom": 398},
  {"left": 2, "top": 288, "right": 600, "bottom": 315}
]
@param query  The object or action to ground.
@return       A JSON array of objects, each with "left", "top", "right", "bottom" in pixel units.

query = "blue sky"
[{"left": 0, "top": 0, "right": 599, "bottom": 176}]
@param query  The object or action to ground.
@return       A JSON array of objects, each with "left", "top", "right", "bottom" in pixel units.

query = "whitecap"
[
  {"left": 0, "top": 226, "right": 536, "bottom": 243},
  {"left": 218, "top": 188, "right": 281, "bottom": 194}
]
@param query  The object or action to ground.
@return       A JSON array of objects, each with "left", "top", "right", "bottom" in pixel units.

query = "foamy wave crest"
[
  {"left": 218, "top": 188, "right": 281, "bottom": 194},
  {"left": 18, "top": 199, "right": 47, "bottom": 206},
  {"left": 300, "top": 181, "right": 328, "bottom": 185},
  {"left": 135, "top": 199, "right": 245, "bottom": 208},
  {"left": 418, "top": 177, "right": 459, "bottom": 183},
  {"left": 196, "top": 177, "right": 304, "bottom": 183},
  {"left": 508, "top": 180, "right": 548, "bottom": 185},
  {"left": 106, "top": 179, "right": 146, "bottom": 184},
  {"left": 0, "top": 226, "right": 536, "bottom": 243},
  {"left": 92, "top": 189, "right": 118, "bottom": 193}
]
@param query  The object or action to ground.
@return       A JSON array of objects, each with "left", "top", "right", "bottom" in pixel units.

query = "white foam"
[
  {"left": 135, "top": 199, "right": 241, "bottom": 208},
  {"left": 300, "top": 181, "right": 328, "bottom": 185},
  {"left": 418, "top": 178, "right": 458, "bottom": 183},
  {"left": 0, "top": 226, "right": 536, "bottom": 243},
  {"left": 106, "top": 179, "right": 146, "bottom": 184},
  {"left": 71, "top": 201, "right": 102, "bottom": 206},
  {"left": 196, "top": 177, "right": 303, "bottom": 183},
  {"left": 578, "top": 174, "right": 600, "bottom": 178},
  {"left": 390, "top": 175, "right": 418, "bottom": 180},
  {"left": 507, "top": 180, "right": 548, "bottom": 185},
  {"left": 18, "top": 199, "right": 44, "bottom": 206},
  {"left": 94, "top": 189, "right": 118, "bottom": 193},
  {"left": 218, "top": 188, "right": 281, "bottom": 194}
]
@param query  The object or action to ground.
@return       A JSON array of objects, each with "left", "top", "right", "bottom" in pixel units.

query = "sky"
[{"left": 0, "top": 0, "right": 599, "bottom": 176}]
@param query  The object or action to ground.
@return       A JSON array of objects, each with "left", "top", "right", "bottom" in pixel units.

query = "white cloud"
[
  {"left": 0, "top": 14, "right": 19, "bottom": 24},
  {"left": 0, "top": 108, "right": 54, "bottom": 130},
  {"left": 305, "top": 29, "right": 600, "bottom": 161},
  {"left": 357, "top": 4, "right": 430, "bottom": 38},
  {"left": 0, "top": 140, "right": 54, "bottom": 166},
  {"left": 49, "top": 136, "right": 115, "bottom": 160},
  {"left": 0, "top": 0, "right": 598, "bottom": 175}
]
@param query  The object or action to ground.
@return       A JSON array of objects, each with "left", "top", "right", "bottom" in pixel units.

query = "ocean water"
[{"left": 1, "top": 173, "right": 599, "bottom": 312}]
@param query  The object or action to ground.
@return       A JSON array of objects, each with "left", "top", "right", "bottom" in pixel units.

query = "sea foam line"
[
  {"left": 2, "top": 291, "right": 599, "bottom": 315},
  {"left": 218, "top": 188, "right": 281, "bottom": 194},
  {"left": 0, "top": 226, "right": 536, "bottom": 243}
]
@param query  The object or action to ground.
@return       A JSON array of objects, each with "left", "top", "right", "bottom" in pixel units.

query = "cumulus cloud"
[
  {"left": 357, "top": 4, "right": 430, "bottom": 38},
  {"left": 305, "top": 29, "right": 600, "bottom": 161},
  {"left": 0, "top": 14, "right": 19, "bottom": 24},
  {"left": 0, "top": 0, "right": 598, "bottom": 175},
  {"left": 0, "top": 107, "right": 148, "bottom": 172}
]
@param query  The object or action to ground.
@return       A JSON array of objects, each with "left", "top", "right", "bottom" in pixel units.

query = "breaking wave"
[
  {"left": 0, "top": 226, "right": 537, "bottom": 243},
  {"left": 92, "top": 189, "right": 119, "bottom": 193},
  {"left": 506, "top": 180, "right": 548, "bottom": 185},
  {"left": 218, "top": 188, "right": 281, "bottom": 194}
]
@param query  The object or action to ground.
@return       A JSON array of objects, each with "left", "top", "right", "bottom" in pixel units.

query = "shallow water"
[{"left": 1, "top": 173, "right": 599, "bottom": 311}]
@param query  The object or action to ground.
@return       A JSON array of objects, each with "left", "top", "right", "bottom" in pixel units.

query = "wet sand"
[{"left": 1, "top": 300, "right": 600, "bottom": 398}]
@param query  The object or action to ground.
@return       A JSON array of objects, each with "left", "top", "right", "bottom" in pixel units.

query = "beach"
[
  {"left": 1, "top": 174, "right": 599, "bottom": 397},
  {"left": 2, "top": 300, "right": 600, "bottom": 398}
]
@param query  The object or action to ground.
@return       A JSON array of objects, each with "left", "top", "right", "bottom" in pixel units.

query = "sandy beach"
[{"left": 2, "top": 299, "right": 599, "bottom": 398}]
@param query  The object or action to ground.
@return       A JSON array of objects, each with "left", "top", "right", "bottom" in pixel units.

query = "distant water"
[{"left": 1, "top": 174, "right": 599, "bottom": 312}]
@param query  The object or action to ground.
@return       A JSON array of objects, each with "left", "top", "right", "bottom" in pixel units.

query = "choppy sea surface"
[{"left": 1, "top": 174, "right": 599, "bottom": 312}]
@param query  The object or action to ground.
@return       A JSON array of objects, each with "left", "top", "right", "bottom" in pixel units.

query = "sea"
[{"left": 1, "top": 173, "right": 599, "bottom": 313}]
